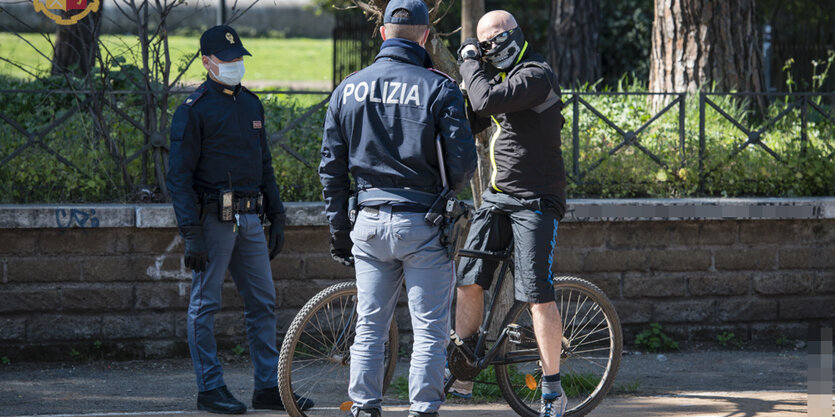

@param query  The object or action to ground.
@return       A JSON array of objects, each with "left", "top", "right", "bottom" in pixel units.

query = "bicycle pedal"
[{"left": 507, "top": 323, "right": 523, "bottom": 344}]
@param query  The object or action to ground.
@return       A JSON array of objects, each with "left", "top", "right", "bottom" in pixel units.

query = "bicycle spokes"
[{"left": 494, "top": 277, "right": 622, "bottom": 417}]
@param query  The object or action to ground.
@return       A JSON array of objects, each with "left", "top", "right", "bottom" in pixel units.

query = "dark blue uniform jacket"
[
  {"left": 319, "top": 39, "right": 477, "bottom": 233},
  {"left": 166, "top": 76, "right": 284, "bottom": 228}
]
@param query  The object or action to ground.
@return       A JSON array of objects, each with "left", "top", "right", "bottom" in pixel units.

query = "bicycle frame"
[{"left": 452, "top": 246, "right": 542, "bottom": 372}]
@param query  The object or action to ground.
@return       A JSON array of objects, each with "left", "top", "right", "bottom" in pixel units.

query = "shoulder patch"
[
  {"left": 182, "top": 85, "right": 207, "bottom": 107},
  {"left": 428, "top": 68, "right": 457, "bottom": 84}
]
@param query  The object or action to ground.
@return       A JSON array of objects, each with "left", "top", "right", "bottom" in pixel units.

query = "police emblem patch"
[
  {"left": 226, "top": 33, "right": 235, "bottom": 44},
  {"left": 253, "top": 121, "right": 262, "bottom": 129}
]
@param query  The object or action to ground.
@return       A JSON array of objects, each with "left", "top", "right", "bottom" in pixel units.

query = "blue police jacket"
[
  {"left": 319, "top": 39, "right": 477, "bottom": 233},
  {"left": 166, "top": 76, "right": 284, "bottom": 228}
]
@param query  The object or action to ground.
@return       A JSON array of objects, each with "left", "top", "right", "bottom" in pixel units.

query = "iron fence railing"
[
  {"left": 332, "top": 11, "right": 382, "bottom": 87},
  {"left": 698, "top": 92, "right": 835, "bottom": 192},
  {"left": 561, "top": 91, "right": 833, "bottom": 195},
  {"left": 565, "top": 92, "right": 687, "bottom": 183},
  {"left": 0, "top": 88, "right": 832, "bottom": 202},
  {"left": 0, "top": 88, "right": 330, "bottom": 203}
]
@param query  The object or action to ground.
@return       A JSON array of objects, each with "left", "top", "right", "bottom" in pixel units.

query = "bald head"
[{"left": 477, "top": 10, "right": 518, "bottom": 42}]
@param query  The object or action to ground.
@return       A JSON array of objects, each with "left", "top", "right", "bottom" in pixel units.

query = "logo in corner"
[{"left": 33, "top": 0, "right": 101, "bottom": 26}]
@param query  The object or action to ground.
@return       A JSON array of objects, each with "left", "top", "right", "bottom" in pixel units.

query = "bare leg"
[
  {"left": 531, "top": 301, "right": 562, "bottom": 375},
  {"left": 454, "top": 284, "right": 484, "bottom": 339}
]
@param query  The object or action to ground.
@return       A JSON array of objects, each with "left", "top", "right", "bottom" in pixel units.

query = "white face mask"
[{"left": 209, "top": 58, "right": 245, "bottom": 86}]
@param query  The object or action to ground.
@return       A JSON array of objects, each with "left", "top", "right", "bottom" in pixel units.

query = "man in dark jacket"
[
  {"left": 319, "top": 1, "right": 477, "bottom": 415},
  {"left": 167, "top": 25, "right": 311, "bottom": 414},
  {"left": 451, "top": 10, "right": 568, "bottom": 417}
]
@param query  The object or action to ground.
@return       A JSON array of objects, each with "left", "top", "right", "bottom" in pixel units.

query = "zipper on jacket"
[{"left": 489, "top": 116, "right": 503, "bottom": 192}]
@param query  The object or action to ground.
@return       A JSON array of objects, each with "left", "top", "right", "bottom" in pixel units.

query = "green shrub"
[
  {"left": 1, "top": 69, "right": 833, "bottom": 203},
  {"left": 563, "top": 76, "right": 835, "bottom": 198},
  {"left": 717, "top": 331, "right": 744, "bottom": 349},
  {"left": 634, "top": 322, "right": 679, "bottom": 353}
]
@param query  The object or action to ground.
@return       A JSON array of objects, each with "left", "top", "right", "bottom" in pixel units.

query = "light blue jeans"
[{"left": 349, "top": 206, "right": 455, "bottom": 415}]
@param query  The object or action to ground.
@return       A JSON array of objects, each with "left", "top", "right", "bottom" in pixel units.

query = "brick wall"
[
  {"left": 0, "top": 200, "right": 832, "bottom": 361},
  {"left": 552, "top": 220, "right": 834, "bottom": 344}
]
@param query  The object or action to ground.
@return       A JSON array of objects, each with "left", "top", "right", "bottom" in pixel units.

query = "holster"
[
  {"left": 439, "top": 199, "right": 472, "bottom": 260},
  {"left": 425, "top": 188, "right": 472, "bottom": 259}
]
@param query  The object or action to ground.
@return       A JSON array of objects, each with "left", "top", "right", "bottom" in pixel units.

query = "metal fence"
[
  {"left": 0, "top": 88, "right": 330, "bottom": 204},
  {"left": 332, "top": 11, "right": 382, "bottom": 87},
  {"left": 561, "top": 91, "right": 834, "bottom": 196},
  {"left": 0, "top": 88, "right": 832, "bottom": 203}
]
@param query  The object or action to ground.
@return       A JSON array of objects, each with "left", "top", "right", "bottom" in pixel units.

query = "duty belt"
[
  {"left": 357, "top": 188, "right": 438, "bottom": 209},
  {"left": 203, "top": 193, "right": 263, "bottom": 215}
]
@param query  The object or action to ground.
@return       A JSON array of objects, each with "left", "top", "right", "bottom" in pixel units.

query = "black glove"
[
  {"left": 330, "top": 229, "right": 354, "bottom": 267},
  {"left": 457, "top": 37, "right": 481, "bottom": 63},
  {"left": 268, "top": 213, "right": 285, "bottom": 260},
  {"left": 181, "top": 226, "right": 209, "bottom": 272}
]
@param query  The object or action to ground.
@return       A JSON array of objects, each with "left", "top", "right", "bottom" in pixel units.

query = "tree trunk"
[
  {"left": 51, "top": 9, "right": 102, "bottom": 76},
  {"left": 649, "top": 0, "right": 764, "bottom": 107},
  {"left": 461, "top": 0, "right": 485, "bottom": 44},
  {"left": 457, "top": 0, "right": 490, "bottom": 209},
  {"left": 548, "top": 0, "right": 602, "bottom": 87}
]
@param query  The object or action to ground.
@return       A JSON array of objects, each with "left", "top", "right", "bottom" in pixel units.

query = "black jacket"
[
  {"left": 166, "top": 76, "right": 284, "bottom": 228},
  {"left": 319, "top": 39, "right": 477, "bottom": 233},
  {"left": 460, "top": 46, "right": 567, "bottom": 214}
]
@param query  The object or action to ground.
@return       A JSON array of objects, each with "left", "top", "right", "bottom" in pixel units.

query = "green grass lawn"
[{"left": 0, "top": 33, "right": 332, "bottom": 83}]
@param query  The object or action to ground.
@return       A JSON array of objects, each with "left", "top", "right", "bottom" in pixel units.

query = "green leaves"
[
  {"left": 564, "top": 80, "right": 835, "bottom": 198},
  {"left": 634, "top": 323, "right": 679, "bottom": 353}
]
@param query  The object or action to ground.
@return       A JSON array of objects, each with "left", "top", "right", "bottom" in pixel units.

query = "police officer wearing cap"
[
  {"left": 319, "top": 0, "right": 477, "bottom": 415},
  {"left": 166, "top": 25, "right": 312, "bottom": 414},
  {"left": 452, "top": 10, "right": 568, "bottom": 417}
]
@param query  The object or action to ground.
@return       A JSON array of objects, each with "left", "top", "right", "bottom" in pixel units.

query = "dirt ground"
[{"left": 0, "top": 348, "right": 829, "bottom": 417}]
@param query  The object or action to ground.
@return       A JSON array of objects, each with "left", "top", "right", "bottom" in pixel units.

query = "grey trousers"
[
  {"left": 187, "top": 213, "right": 279, "bottom": 392},
  {"left": 349, "top": 206, "right": 455, "bottom": 414}
]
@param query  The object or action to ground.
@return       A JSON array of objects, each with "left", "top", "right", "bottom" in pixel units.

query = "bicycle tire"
[
  {"left": 278, "top": 281, "right": 399, "bottom": 417},
  {"left": 494, "top": 276, "right": 622, "bottom": 417}
]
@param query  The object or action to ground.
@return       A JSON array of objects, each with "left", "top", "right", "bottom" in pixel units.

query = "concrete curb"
[{"left": 0, "top": 198, "right": 833, "bottom": 228}]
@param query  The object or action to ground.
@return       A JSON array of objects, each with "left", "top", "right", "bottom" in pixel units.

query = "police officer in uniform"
[
  {"left": 452, "top": 10, "right": 568, "bottom": 417},
  {"left": 319, "top": 1, "right": 477, "bottom": 415},
  {"left": 167, "top": 25, "right": 312, "bottom": 414}
]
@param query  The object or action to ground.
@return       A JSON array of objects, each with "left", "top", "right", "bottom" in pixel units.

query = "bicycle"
[{"left": 278, "top": 242, "right": 622, "bottom": 417}]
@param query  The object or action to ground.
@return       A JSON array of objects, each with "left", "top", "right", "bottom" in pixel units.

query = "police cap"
[
  {"left": 383, "top": 0, "right": 429, "bottom": 25},
  {"left": 200, "top": 25, "right": 251, "bottom": 61}
]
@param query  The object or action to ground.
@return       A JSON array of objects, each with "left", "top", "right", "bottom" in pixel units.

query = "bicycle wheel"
[
  {"left": 495, "top": 276, "right": 622, "bottom": 417},
  {"left": 278, "top": 281, "right": 399, "bottom": 417}
]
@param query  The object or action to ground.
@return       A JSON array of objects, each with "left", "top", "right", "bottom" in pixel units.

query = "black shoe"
[
  {"left": 355, "top": 408, "right": 382, "bottom": 417},
  {"left": 408, "top": 411, "right": 438, "bottom": 417},
  {"left": 197, "top": 386, "right": 247, "bottom": 414},
  {"left": 251, "top": 386, "right": 314, "bottom": 411}
]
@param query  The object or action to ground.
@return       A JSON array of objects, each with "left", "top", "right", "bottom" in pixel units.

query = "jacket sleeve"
[
  {"left": 318, "top": 91, "right": 352, "bottom": 233},
  {"left": 460, "top": 59, "right": 552, "bottom": 116},
  {"left": 435, "top": 80, "right": 477, "bottom": 194},
  {"left": 464, "top": 95, "right": 492, "bottom": 135},
  {"left": 166, "top": 105, "right": 203, "bottom": 228},
  {"left": 257, "top": 100, "right": 285, "bottom": 220}
]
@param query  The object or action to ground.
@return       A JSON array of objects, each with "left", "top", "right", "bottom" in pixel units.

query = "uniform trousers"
[
  {"left": 349, "top": 205, "right": 455, "bottom": 414},
  {"left": 187, "top": 213, "right": 279, "bottom": 392}
]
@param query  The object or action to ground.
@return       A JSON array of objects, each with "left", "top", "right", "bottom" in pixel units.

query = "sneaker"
[
  {"left": 449, "top": 379, "right": 473, "bottom": 399},
  {"left": 407, "top": 411, "right": 438, "bottom": 416},
  {"left": 539, "top": 387, "right": 567, "bottom": 417},
  {"left": 444, "top": 366, "right": 473, "bottom": 399},
  {"left": 355, "top": 408, "right": 381, "bottom": 417}
]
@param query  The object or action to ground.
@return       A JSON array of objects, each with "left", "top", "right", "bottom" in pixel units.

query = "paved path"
[{"left": 1, "top": 350, "right": 831, "bottom": 417}]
